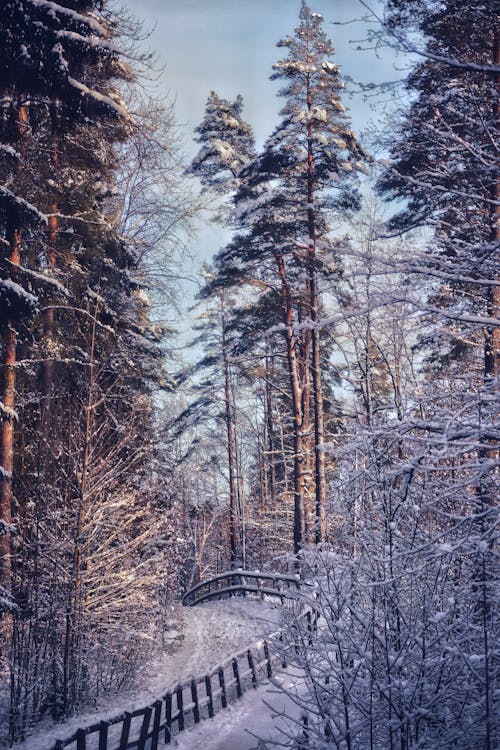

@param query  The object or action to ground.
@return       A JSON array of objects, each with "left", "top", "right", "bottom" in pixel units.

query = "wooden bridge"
[
  {"left": 46, "top": 570, "right": 313, "bottom": 750},
  {"left": 182, "top": 569, "right": 303, "bottom": 606}
]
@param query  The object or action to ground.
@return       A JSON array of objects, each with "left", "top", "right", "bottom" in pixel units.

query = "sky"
[
  {"left": 123, "top": 0, "right": 406, "bottom": 342},
  {"left": 127, "top": 0, "right": 402, "bottom": 150}
]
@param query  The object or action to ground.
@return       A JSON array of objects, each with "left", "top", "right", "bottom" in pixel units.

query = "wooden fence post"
[
  {"left": 263, "top": 641, "right": 273, "bottom": 678},
  {"left": 151, "top": 701, "right": 162, "bottom": 750},
  {"left": 247, "top": 649, "right": 257, "bottom": 687},
  {"left": 232, "top": 658, "right": 242, "bottom": 698},
  {"left": 191, "top": 679, "right": 200, "bottom": 723},
  {"left": 76, "top": 728, "right": 86, "bottom": 750},
  {"left": 98, "top": 720, "right": 109, "bottom": 750},
  {"left": 138, "top": 706, "right": 152, "bottom": 750},
  {"left": 218, "top": 667, "right": 227, "bottom": 708},
  {"left": 118, "top": 712, "right": 132, "bottom": 750},
  {"left": 164, "top": 692, "right": 172, "bottom": 744},
  {"left": 205, "top": 674, "right": 214, "bottom": 718},
  {"left": 176, "top": 685, "right": 184, "bottom": 732}
]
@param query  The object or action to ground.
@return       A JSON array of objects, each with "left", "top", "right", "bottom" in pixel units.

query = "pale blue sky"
[
  {"left": 124, "top": 0, "right": 404, "bottom": 338},
  {"left": 127, "top": 0, "right": 402, "bottom": 150}
]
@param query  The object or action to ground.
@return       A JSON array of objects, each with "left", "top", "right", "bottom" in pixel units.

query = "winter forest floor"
[
  {"left": 12, "top": 599, "right": 287, "bottom": 750},
  {"left": 169, "top": 667, "right": 305, "bottom": 750}
]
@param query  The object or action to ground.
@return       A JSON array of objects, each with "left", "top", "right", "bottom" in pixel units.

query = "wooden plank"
[
  {"left": 98, "top": 720, "right": 109, "bottom": 750},
  {"left": 205, "top": 675, "right": 214, "bottom": 718},
  {"left": 218, "top": 667, "right": 227, "bottom": 709},
  {"left": 182, "top": 570, "right": 302, "bottom": 605},
  {"left": 263, "top": 641, "right": 273, "bottom": 678},
  {"left": 232, "top": 658, "right": 242, "bottom": 698},
  {"left": 191, "top": 680, "right": 200, "bottom": 723},
  {"left": 247, "top": 650, "right": 257, "bottom": 688},
  {"left": 118, "top": 713, "right": 132, "bottom": 750},
  {"left": 164, "top": 692, "right": 172, "bottom": 744},
  {"left": 76, "top": 728, "right": 86, "bottom": 750},
  {"left": 138, "top": 706, "right": 152, "bottom": 750},
  {"left": 176, "top": 685, "right": 185, "bottom": 732},
  {"left": 151, "top": 701, "right": 162, "bottom": 750}
]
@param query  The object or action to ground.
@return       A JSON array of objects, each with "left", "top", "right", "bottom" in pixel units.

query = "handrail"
[
  {"left": 181, "top": 569, "right": 302, "bottom": 607},
  {"left": 44, "top": 604, "right": 319, "bottom": 750}
]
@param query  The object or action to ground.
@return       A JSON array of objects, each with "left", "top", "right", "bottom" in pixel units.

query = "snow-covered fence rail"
[
  {"left": 182, "top": 569, "right": 302, "bottom": 606},
  {"left": 47, "top": 608, "right": 318, "bottom": 750}
]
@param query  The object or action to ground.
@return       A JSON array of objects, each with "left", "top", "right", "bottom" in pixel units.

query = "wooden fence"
[
  {"left": 181, "top": 569, "right": 302, "bottom": 606},
  {"left": 47, "top": 608, "right": 318, "bottom": 750}
]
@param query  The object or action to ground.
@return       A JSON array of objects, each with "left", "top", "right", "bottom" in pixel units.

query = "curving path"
[
  {"left": 140, "top": 598, "right": 284, "bottom": 695},
  {"left": 20, "top": 573, "right": 306, "bottom": 750}
]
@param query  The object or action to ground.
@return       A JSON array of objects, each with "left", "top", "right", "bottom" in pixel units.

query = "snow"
[
  {"left": 0, "top": 187, "right": 47, "bottom": 225},
  {"left": 0, "top": 279, "right": 38, "bottom": 312},
  {"left": 67, "top": 77, "right": 129, "bottom": 119},
  {"left": 13, "top": 599, "right": 284, "bottom": 750},
  {"left": 0, "top": 400, "right": 19, "bottom": 422},
  {"left": 139, "top": 599, "right": 283, "bottom": 694},
  {"left": 27, "top": 0, "right": 108, "bottom": 36},
  {"left": 169, "top": 667, "right": 306, "bottom": 750},
  {"left": 0, "top": 144, "right": 20, "bottom": 159},
  {"left": 5, "top": 262, "right": 69, "bottom": 297}
]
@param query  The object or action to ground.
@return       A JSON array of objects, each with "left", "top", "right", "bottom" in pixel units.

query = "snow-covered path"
[
  {"left": 166, "top": 668, "right": 305, "bottom": 750},
  {"left": 15, "top": 599, "right": 286, "bottom": 750},
  {"left": 136, "top": 598, "right": 283, "bottom": 696}
]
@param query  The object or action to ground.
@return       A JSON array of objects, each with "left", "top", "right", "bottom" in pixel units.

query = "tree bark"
[
  {"left": 221, "top": 296, "right": 238, "bottom": 567},
  {"left": 40, "top": 202, "right": 58, "bottom": 398},
  {"left": 0, "top": 105, "right": 28, "bottom": 592},
  {"left": 485, "top": 30, "right": 500, "bottom": 382},
  {"left": 306, "top": 79, "right": 326, "bottom": 543},
  {"left": 275, "top": 252, "right": 305, "bottom": 555}
]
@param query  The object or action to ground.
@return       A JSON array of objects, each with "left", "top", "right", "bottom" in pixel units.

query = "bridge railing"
[
  {"left": 40, "top": 570, "right": 312, "bottom": 750},
  {"left": 181, "top": 569, "right": 302, "bottom": 606},
  {"left": 47, "top": 608, "right": 318, "bottom": 750}
]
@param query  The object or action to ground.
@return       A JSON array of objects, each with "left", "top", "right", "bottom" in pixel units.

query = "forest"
[{"left": 0, "top": 1, "right": 498, "bottom": 749}]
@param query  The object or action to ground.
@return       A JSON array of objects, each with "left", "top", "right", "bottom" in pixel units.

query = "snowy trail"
[
  {"left": 15, "top": 599, "right": 285, "bottom": 750},
  {"left": 137, "top": 599, "right": 283, "bottom": 696},
  {"left": 166, "top": 668, "right": 306, "bottom": 750}
]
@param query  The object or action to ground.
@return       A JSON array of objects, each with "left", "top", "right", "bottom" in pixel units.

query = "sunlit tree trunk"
[
  {"left": 220, "top": 296, "right": 239, "bottom": 567},
  {"left": 0, "top": 105, "right": 28, "bottom": 592},
  {"left": 276, "top": 252, "right": 306, "bottom": 554}
]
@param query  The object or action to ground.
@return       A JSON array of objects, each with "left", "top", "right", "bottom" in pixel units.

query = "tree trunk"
[
  {"left": 275, "top": 252, "right": 305, "bottom": 555},
  {"left": 306, "top": 90, "right": 326, "bottom": 543},
  {"left": 0, "top": 322, "right": 18, "bottom": 590},
  {"left": 221, "top": 297, "right": 238, "bottom": 567},
  {"left": 40, "top": 202, "right": 58, "bottom": 398},
  {"left": 485, "top": 30, "right": 500, "bottom": 382},
  {"left": 0, "top": 106, "right": 28, "bottom": 592}
]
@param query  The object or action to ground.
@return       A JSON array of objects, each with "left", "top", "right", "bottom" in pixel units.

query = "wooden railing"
[
  {"left": 41, "top": 571, "right": 315, "bottom": 750},
  {"left": 182, "top": 569, "right": 302, "bottom": 606},
  {"left": 49, "top": 641, "right": 272, "bottom": 750},
  {"left": 47, "top": 607, "right": 318, "bottom": 750}
]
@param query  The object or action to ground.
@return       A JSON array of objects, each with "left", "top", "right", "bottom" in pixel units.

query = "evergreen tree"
[
  {"left": 210, "top": 2, "right": 367, "bottom": 553},
  {"left": 268, "top": 0, "right": 368, "bottom": 542},
  {"left": 378, "top": 0, "right": 499, "bottom": 382},
  {"left": 0, "top": 0, "right": 130, "bottom": 596},
  {"left": 188, "top": 90, "right": 256, "bottom": 196}
]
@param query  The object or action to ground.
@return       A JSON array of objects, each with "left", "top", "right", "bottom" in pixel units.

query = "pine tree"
[
  {"left": 0, "top": 0, "right": 131, "bottom": 595},
  {"left": 378, "top": 0, "right": 499, "bottom": 383},
  {"left": 188, "top": 90, "right": 255, "bottom": 196},
  {"left": 188, "top": 93, "right": 256, "bottom": 566},
  {"left": 268, "top": 0, "right": 368, "bottom": 542}
]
